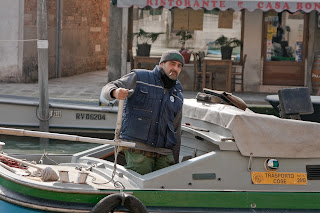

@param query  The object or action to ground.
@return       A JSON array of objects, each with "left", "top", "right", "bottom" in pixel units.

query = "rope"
[
  {"left": 108, "top": 144, "right": 120, "bottom": 183},
  {"left": 36, "top": 104, "right": 54, "bottom": 121},
  {"left": 114, "top": 181, "right": 125, "bottom": 191},
  {"left": 39, "top": 152, "right": 59, "bottom": 165},
  {"left": 89, "top": 144, "right": 121, "bottom": 185},
  {"left": 114, "top": 181, "right": 126, "bottom": 206},
  {"left": 89, "top": 173, "right": 108, "bottom": 185}
]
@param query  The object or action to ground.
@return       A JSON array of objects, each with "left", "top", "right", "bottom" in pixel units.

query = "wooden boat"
[
  {"left": 0, "top": 94, "right": 118, "bottom": 138},
  {"left": 1, "top": 91, "right": 320, "bottom": 212}
]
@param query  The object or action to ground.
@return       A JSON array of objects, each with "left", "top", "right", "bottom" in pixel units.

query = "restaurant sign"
[{"left": 117, "top": 0, "right": 320, "bottom": 12}]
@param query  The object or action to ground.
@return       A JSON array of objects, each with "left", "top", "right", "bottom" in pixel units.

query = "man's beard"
[
  {"left": 159, "top": 67, "right": 177, "bottom": 89},
  {"left": 168, "top": 70, "right": 178, "bottom": 79}
]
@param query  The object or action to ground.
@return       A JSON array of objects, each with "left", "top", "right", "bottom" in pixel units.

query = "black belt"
[{"left": 121, "top": 147, "right": 163, "bottom": 158}]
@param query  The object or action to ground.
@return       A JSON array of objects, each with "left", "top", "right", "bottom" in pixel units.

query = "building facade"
[
  {"left": 0, "top": 0, "right": 109, "bottom": 83},
  {"left": 113, "top": 0, "right": 320, "bottom": 93}
]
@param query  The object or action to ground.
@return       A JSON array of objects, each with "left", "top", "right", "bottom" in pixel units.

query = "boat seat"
[{"left": 278, "top": 87, "right": 314, "bottom": 120}]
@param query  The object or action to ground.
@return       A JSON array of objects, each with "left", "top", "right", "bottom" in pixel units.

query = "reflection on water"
[
  {"left": 0, "top": 199, "right": 45, "bottom": 213},
  {"left": 0, "top": 135, "right": 100, "bottom": 154}
]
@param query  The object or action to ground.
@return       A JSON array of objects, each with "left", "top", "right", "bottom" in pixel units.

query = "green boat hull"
[{"left": 2, "top": 173, "right": 320, "bottom": 212}]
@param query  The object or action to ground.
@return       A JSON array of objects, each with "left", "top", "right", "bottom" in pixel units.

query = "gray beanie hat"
[{"left": 159, "top": 50, "right": 185, "bottom": 67}]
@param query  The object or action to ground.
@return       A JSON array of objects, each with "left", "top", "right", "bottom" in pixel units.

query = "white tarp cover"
[
  {"left": 183, "top": 99, "right": 320, "bottom": 158},
  {"left": 117, "top": 0, "right": 320, "bottom": 12}
]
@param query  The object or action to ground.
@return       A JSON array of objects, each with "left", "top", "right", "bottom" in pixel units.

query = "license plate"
[
  {"left": 50, "top": 110, "right": 62, "bottom": 118},
  {"left": 251, "top": 172, "right": 307, "bottom": 185}
]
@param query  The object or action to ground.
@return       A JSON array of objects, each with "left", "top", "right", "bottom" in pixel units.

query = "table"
[
  {"left": 133, "top": 56, "right": 161, "bottom": 69},
  {"left": 202, "top": 59, "right": 233, "bottom": 92}
]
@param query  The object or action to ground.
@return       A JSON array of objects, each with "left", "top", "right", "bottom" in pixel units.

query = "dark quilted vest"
[{"left": 121, "top": 67, "right": 183, "bottom": 149}]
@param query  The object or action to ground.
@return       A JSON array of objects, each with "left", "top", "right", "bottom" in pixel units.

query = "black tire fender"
[{"left": 90, "top": 193, "right": 148, "bottom": 213}]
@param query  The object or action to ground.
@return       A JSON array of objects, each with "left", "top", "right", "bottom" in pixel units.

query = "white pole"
[
  {"left": 0, "top": 127, "right": 135, "bottom": 148},
  {"left": 114, "top": 99, "right": 124, "bottom": 141}
]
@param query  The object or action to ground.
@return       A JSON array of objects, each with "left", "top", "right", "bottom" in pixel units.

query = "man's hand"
[{"left": 112, "top": 88, "right": 129, "bottom": 100}]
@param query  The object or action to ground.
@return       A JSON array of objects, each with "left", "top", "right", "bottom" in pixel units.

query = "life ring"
[{"left": 91, "top": 193, "right": 148, "bottom": 213}]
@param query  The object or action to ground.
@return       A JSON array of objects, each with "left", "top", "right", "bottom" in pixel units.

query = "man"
[{"left": 101, "top": 50, "right": 184, "bottom": 175}]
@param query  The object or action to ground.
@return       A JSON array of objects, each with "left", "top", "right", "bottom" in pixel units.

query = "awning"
[{"left": 117, "top": 0, "right": 320, "bottom": 13}]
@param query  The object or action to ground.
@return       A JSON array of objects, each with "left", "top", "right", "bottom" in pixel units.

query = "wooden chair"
[
  {"left": 133, "top": 56, "right": 160, "bottom": 70},
  {"left": 128, "top": 50, "right": 134, "bottom": 70},
  {"left": 232, "top": 54, "right": 247, "bottom": 92},
  {"left": 201, "top": 59, "right": 232, "bottom": 92},
  {"left": 193, "top": 51, "right": 212, "bottom": 91}
]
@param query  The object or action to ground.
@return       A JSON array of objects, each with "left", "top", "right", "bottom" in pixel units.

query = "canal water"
[{"left": 0, "top": 200, "right": 45, "bottom": 213}]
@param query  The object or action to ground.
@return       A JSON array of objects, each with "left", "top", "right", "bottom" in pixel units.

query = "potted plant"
[
  {"left": 132, "top": 29, "right": 163, "bottom": 56},
  {"left": 176, "top": 30, "right": 193, "bottom": 63},
  {"left": 214, "top": 35, "right": 242, "bottom": 60}
]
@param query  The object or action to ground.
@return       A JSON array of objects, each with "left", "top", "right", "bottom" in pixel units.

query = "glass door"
[{"left": 262, "top": 11, "right": 308, "bottom": 86}]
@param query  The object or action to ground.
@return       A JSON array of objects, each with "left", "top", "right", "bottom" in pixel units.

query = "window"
[
  {"left": 264, "top": 11, "right": 305, "bottom": 62},
  {"left": 132, "top": 6, "right": 242, "bottom": 60}
]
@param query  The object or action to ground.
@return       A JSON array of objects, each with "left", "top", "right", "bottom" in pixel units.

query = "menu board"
[
  {"left": 189, "top": 9, "right": 204, "bottom": 31},
  {"left": 173, "top": 8, "right": 189, "bottom": 30},
  {"left": 174, "top": 8, "right": 204, "bottom": 31},
  {"left": 218, "top": 11, "right": 233, "bottom": 29}
]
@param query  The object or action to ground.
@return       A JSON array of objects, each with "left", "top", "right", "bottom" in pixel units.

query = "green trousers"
[{"left": 123, "top": 150, "right": 175, "bottom": 175}]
